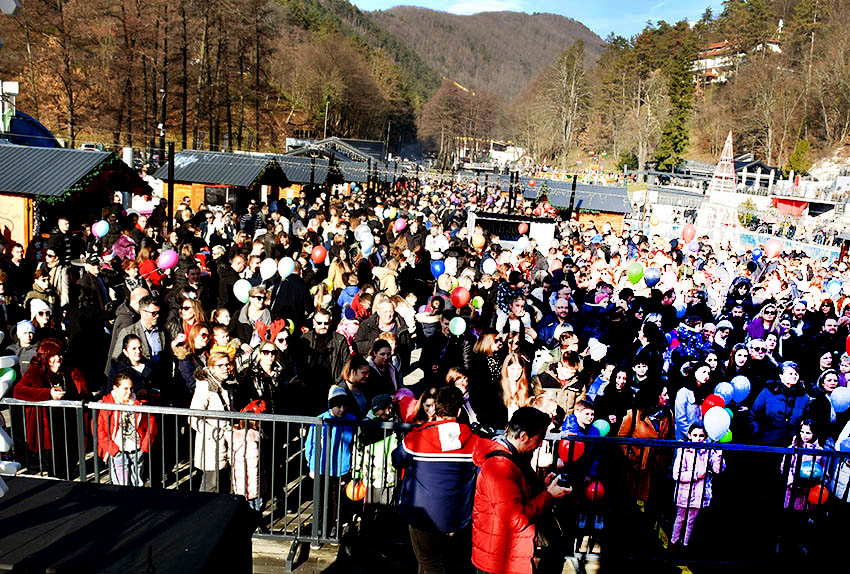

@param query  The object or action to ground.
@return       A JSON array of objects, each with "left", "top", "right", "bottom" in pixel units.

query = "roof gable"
[
  {"left": 0, "top": 144, "right": 112, "bottom": 199},
  {"left": 153, "top": 150, "right": 283, "bottom": 187}
]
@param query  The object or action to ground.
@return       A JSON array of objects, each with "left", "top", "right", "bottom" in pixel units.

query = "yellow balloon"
[{"left": 650, "top": 215, "right": 660, "bottom": 226}]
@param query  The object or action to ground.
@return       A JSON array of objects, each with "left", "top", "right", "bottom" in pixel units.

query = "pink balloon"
[
  {"left": 660, "top": 271, "right": 677, "bottom": 287},
  {"left": 394, "top": 218, "right": 407, "bottom": 232},
  {"left": 157, "top": 249, "right": 179, "bottom": 270},
  {"left": 766, "top": 238, "right": 782, "bottom": 258}
]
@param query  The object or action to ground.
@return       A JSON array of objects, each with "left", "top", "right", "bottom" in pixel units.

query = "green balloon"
[
  {"left": 592, "top": 419, "right": 610, "bottom": 437},
  {"left": 719, "top": 430, "right": 733, "bottom": 443},
  {"left": 471, "top": 296, "right": 484, "bottom": 309},
  {"left": 449, "top": 317, "right": 466, "bottom": 336},
  {"left": 627, "top": 262, "right": 644, "bottom": 285}
]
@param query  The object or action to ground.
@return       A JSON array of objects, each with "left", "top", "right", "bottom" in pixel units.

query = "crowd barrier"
[{"left": 1, "top": 397, "right": 846, "bottom": 569}]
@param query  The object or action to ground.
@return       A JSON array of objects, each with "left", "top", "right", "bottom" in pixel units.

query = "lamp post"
[{"left": 158, "top": 88, "right": 166, "bottom": 167}]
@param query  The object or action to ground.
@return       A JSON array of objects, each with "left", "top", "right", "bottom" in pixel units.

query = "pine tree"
[
  {"left": 654, "top": 48, "right": 695, "bottom": 171},
  {"left": 786, "top": 138, "right": 812, "bottom": 175}
]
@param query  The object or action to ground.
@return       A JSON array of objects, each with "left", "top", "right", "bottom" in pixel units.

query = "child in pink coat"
[{"left": 671, "top": 424, "right": 724, "bottom": 547}]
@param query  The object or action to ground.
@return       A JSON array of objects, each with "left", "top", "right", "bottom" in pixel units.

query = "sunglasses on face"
[
  {"left": 251, "top": 295, "right": 265, "bottom": 301},
  {"left": 260, "top": 349, "right": 275, "bottom": 356}
]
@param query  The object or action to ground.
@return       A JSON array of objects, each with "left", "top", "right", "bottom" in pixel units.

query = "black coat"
[{"left": 354, "top": 313, "right": 412, "bottom": 372}]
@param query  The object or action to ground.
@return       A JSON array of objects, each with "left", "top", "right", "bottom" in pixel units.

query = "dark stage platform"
[{"left": 0, "top": 476, "right": 256, "bottom": 573}]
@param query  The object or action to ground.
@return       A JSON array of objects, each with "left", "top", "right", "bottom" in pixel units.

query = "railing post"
[
  {"left": 76, "top": 406, "right": 87, "bottom": 482},
  {"left": 312, "top": 420, "right": 322, "bottom": 547}
]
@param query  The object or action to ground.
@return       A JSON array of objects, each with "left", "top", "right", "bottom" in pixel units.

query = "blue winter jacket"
[
  {"left": 751, "top": 381, "right": 811, "bottom": 446},
  {"left": 304, "top": 410, "right": 357, "bottom": 476}
]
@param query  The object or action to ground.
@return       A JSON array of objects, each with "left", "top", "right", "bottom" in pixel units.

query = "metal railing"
[{"left": 1, "top": 397, "right": 846, "bottom": 569}]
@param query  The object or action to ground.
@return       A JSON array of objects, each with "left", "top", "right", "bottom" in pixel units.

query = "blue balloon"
[
  {"left": 644, "top": 267, "right": 661, "bottom": 288},
  {"left": 827, "top": 280, "right": 842, "bottom": 298},
  {"left": 731, "top": 375, "right": 751, "bottom": 404},
  {"left": 752, "top": 248, "right": 762, "bottom": 261},
  {"left": 714, "top": 382, "right": 734, "bottom": 403},
  {"left": 430, "top": 260, "right": 445, "bottom": 279},
  {"left": 799, "top": 460, "right": 824, "bottom": 482}
]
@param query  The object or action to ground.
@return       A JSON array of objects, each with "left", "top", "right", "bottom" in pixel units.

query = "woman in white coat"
[{"left": 190, "top": 351, "right": 236, "bottom": 492}]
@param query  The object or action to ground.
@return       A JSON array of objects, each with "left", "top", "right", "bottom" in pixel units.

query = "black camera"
[{"left": 557, "top": 472, "right": 571, "bottom": 488}]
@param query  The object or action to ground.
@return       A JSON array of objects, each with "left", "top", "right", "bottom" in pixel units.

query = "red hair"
[{"left": 33, "top": 338, "right": 65, "bottom": 371}]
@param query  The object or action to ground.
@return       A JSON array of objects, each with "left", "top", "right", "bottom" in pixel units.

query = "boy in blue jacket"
[{"left": 305, "top": 386, "right": 357, "bottom": 539}]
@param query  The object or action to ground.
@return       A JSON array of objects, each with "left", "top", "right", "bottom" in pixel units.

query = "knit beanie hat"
[
  {"left": 29, "top": 299, "right": 51, "bottom": 320},
  {"left": 328, "top": 386, "right": 348, "bottom": 409}
]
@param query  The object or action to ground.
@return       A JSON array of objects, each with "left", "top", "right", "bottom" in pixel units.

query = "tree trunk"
[
  {"left": 192, "top": 9, "right": 209, "bottom": 148},
  {"left": 181, "top": 0, "right": 188, "bottom": 150},
  {"left": 254, "top": 10, "right": 261, "bottom": 151},
  {"left": 56, "top": 0, "right": 76, "bottom": 146},
  {"left": 20, "top": 0, "right": 40, "bottom": 121}
]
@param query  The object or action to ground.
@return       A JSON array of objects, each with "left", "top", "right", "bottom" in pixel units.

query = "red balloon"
[
  {"left": 585, "top": 481, "right": 605, "bottom": 502},
  {"left": 518, "top": 222, "right": 529, "bottom": 235},
  {"left": 808, "top": 484, "right": 829, "bottom": 505},
  {"left": 558, "top": 439, "right": 585, "bottom": 462},
  {"left": 682, "top": 224, "right": 696, "bottom": 243},
  {"left": 311, "top": 245, "right": 327, "bottom": 264},
  {"left": 529, "top": 179, "right": 536, "bottom": 187},
  {"left": 450, "top": 286, "right": 471, "bottom": 308},
  {"left": 701, "top": 394, "right": 726, "bottom": 416},
  {"left": 846, "top": 334, "right": 850, "bottom": 356}
]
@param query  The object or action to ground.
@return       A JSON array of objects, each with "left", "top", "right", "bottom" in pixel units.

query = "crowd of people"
[{"left": 1, "top": 181, "right": 850, "bottom": 571}]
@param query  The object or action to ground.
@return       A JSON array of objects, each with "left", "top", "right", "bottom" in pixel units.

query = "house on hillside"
[{"left": 692, "top": 26, "right": 783, "bottom": 87}]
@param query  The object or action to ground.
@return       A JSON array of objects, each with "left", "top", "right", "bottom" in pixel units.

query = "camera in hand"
[{"left": 557, "top": 472, "right": 572, "bottom": 488}]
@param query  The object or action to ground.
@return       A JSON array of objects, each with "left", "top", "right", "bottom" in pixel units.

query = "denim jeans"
[{"left": 110, "top": 450, "right": 146, "bottom": 486}]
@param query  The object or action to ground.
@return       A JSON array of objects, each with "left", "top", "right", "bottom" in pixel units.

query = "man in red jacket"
[{"left": 472, "top": 407, "right": 570, "bottom": 574}]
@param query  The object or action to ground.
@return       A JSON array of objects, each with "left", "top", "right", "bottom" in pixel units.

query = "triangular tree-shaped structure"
[{"left": 707, "top": 131, "right": 737, "bottom": 196}]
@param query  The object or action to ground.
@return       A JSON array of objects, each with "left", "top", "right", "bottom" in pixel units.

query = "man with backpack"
[{"left": 392, "top": 386, "right": 485, "bottom": 573}]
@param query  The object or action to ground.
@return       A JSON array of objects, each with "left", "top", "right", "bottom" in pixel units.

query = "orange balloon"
[
  {"left": 518, "top": 222, "right": 529, "bottom": 235},
  {"left": 650, "top": 215, "right": 660, "bottom": 226},
  {"left": 682, "top": 224, "right": 696, "bottom": 243},
  {"left": 472, "top": 234, "right": 486, "bottom": 249},
  {"left": 808, "top": 484, "right": 829, "bottom": 506},
  {"left": 346, "top": 480, "right": 367, "bottom": 501},
  {"left": 529, "top": 179, "right": 536, "bottom": 187}
]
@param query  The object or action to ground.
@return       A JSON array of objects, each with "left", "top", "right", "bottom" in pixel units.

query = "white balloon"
[
  {"left": 514, "top": 237, "right": 530, "bottom": 252},
  {"left": 233, "top": 279, "right": 252, "bottom": 304},
  {"left": 354, "top": 224, "right": 371, "bottom": 243},
  {"left": 704, "top": 406, "right": 732, "bottom": 441},
  {"left": 0, "top": 461, "right": 21, "bottom": 475},
  {"left": 0, "top": 426, "right": 11, "bottom": 452},
  {"left": 482, "top": 258, "right": 497, "bottom": 275},
  {"left": 0, "top": 476, "right": 7, "bottom": 498},
  {"left": 278, "top": 257, "right": 295, "bottom": 278},
  {"left": 260, "top": 258, "right": 278, "bottom": 281},
  {"left": 0, "top": 380, "right": 10, "bottom": 400},
  {"left": 0, "top": 355, "right": 18, "bottom": 369}
]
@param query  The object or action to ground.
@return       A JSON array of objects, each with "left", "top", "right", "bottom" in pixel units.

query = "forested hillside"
[{"left": 370, "top": 7, "right": 604, "bottom": 99}]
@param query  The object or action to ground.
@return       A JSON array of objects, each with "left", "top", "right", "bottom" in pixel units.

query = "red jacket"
[
  {"left": 13, "top": 363, "right": 89, "bottom": 451},
  {"left": 471, "top": 439, "right": 554, "bottom": 574},
  {"left": 95, "top": 393, "right": 158, "bottom": 459}
]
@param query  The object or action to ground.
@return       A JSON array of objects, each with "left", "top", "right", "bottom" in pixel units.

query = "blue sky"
[{"left": 350, "top": 0, "right": 726, "bottom": 39}]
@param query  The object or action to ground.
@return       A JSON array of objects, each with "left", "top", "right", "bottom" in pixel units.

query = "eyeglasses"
[
  {"left": 142, "top": 309, "right": 160, "bottom": 315},
  {"left": 251, "top": 295, "right": 265, "bottom": 301},
  {"left": 764, "top": 310, "right": 776, "bottom": 315},
  {"left": 260, "top": 349, "right": 275, "bottom": 356},
  {"left": 45, "top": 253, "right": 56, "bottom": 259},
  {"left": 37, "top": 310, "right": 51, "bottom": 316},
  {"left": 314, "top": 320, "right": 329, "bottom": 326},
  {"left": 752, "top": 347, "right": 766, "bottom": 353}
]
